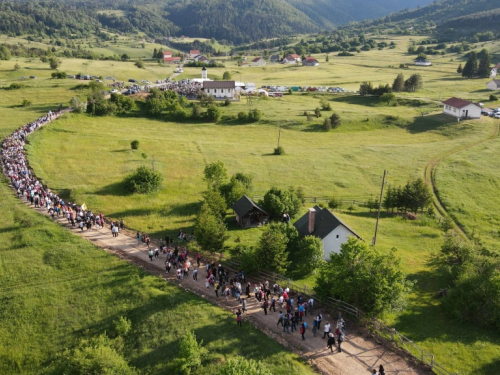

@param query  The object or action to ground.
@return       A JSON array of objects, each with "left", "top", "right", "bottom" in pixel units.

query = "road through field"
[
  {"left": 423, "top": 119, "right": 499, "bottom": 237},
  {"left": 20, "top": 198, "right": 429, "bottom": 375}
]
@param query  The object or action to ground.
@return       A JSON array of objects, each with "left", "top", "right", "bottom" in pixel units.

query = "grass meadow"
[
  {"left": 0, "top": 180, "right": 314, "bottom": 375},
  {"left": 1, "top": 36, "right": 500, "bottom": 373}
]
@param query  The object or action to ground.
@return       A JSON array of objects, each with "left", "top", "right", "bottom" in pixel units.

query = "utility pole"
[
  {"left": 372, "top": 170, "right": 387, "bottom": 246},
  {"left": 152, "top": 154, "right": 155, "bottom": 172},
  {"left": 277, "top": 122, "right": 282, "bottom": 149}
]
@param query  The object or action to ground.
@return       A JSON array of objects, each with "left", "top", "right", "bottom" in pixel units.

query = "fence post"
[
  {"left": 390, "top": 328, "right": 395, "bottom": 342},
  {"left": 430, "top": 355, "right": 434, "bottom": 368},
  {"left": 355, "top": 307, "right": 359, "bottom": 319}
]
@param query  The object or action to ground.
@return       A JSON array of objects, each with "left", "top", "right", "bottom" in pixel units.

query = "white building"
[
  {"left": 283, "top": 54, "right": 300, "bottom": 64},
  {"left": 294, "top": 206, "right": 362, "bottom": 260},
  {"left": 252, "top": 57, "right": 266, "bottom": 66},
  {"left": 486, "top": 80, "right": 500, "bottom": 91},
  {"left": 414, "top": 59, "right": 432, "bottom": 66},
  {"left": 191, "top": 67, "right": 212, "bottom": 84},
  {"left": 190, "top": 49, "right": 200, "bottom": 58},
  {"left": 442, "top": 97, "right": 481, "bottom": 119},
  {"left": 203, "top": 81, "right": 236, "bottom": 100}
]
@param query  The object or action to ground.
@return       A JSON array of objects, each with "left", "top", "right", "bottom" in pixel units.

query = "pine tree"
[
  {"left": 457, "top": 63, "right": 462, "bottom": 74},
  {"left": 462, "top": 52, "right": 478, "bottom": 78},
  {"left": 477, "top": 50, "right": 491, "bottom": 78},
  {"left": 392, "top": 73, "right": 405, "bottom": 92},
  {"left": 153, "top": 48, "right": 157, "bottom": 59}
]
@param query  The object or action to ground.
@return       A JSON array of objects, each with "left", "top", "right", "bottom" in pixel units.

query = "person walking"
[
  {"left": 196, "top": 252, "right": 201, "bottom": 267},
  {"left": 193, "top": 268, "right": 198, "bottom": 281},
  {"left": 165, "top": 260, "right": 171, "bottom": 274},
  {"left": 270, "top": 297, "right": 276, "bottom": 312},
  {"left": 337, "top": 329, "right": 344, "bottom": 353},
  {"left": 300, "top": 321, "right": 307, "bottom": 340},
  {"left": 323, "top": 322, "right": 331, "bottom": 339},
  {"left": 283, "top": 314, "right": 290, "bottom": 334},
  {"left": 148, "top": 249, "right": 154, "bottom": 262},
  {"left": 154, "top": 247, "right": 159, "bottom": 259},
  {"left": 379, "top": 365, "right": 386, "bottom": 375},
  {"left": 276, "top": 311, "right": 284, "bottom": 327},
  {"left": 327, "top": 333, "right": 336, "bottom": 353},
  {"left": 214, "top": 282, "right": 220, "bottom": 298},
  {"left": 137, "top": 232, "right": 141, "bottom": 245},
  {"left": 317, "top": 313, "right": 322, "bottom": 330},
  {"left": 205, "top": 277, "right": 210, "bottom": 289},
  {"left": 242, "top": 298, "right": 247, "bottom": 314},
  {"left": 312, "top": 318, "right": 318, "bottom": 337},
  {"left": 262, "top": 299, "right": 269, "bottom": 315},
  {"left": 291, "top": 314, "right": 297, "bottom": 332},
  {"left": 235, "top": 309, "right": 242, "bottom": 327}
]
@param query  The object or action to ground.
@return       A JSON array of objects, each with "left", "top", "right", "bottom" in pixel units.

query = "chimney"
[{"left": 308, "top": 208, "right": 316, "bottom": 234}]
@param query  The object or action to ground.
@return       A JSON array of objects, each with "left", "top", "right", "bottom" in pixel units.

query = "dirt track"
[{"left": 21, "top": 198, "right": 430, "bottom": 375}]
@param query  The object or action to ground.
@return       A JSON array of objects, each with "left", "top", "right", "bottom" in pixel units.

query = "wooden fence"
[{"left": 219, "top": 255, "right": 457, "bottom": 375}]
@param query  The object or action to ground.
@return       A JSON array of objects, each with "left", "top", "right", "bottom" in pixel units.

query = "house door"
[{"left": 464, "top": 110, "right": 468, "bottom": 118}]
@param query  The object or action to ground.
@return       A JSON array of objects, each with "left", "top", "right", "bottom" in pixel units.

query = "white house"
[
  {"left": 442, "top": 97, "right": 481, "bottom": 119},
  {"left": 283, "top": 54, "right": 300, "bottom": 64},
  {"left": 414, "top": 59, "right": 432, "bottom": 66},
  {"left": 252, "top": 57, "right": 266, "bottom": 66},
  {"left": 203, "top": 81, "right": 236, "bottom": 100},
  {"left": 294, "top": 206, "right": 362, "bottom": 260},
  {"left": 190, "top": 49, "right": 200, "bottom": 58},
  {"left": 487, "top": 80, "right": 500, "bottom": 91},
  {"left": 302, "top": 57, "right": 319, "bottom": 66}
]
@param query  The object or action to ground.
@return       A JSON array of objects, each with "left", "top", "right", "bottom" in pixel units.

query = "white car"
[
  {"left": 494, "top": 113, "right": 500, "bottom": 119},
  {"left": 110, "top": 89, "right": 118, "bottom": 94}
]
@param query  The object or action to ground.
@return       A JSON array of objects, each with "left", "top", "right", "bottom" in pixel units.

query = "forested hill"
[
  {"left": 345, "top": 0, "right": 500, "bottom": 41},
  {"left": 162, "top": 0, "right": 317, "bottom": 44},
  {"left": 0, "top": 0, "right": 437, "bottom": 44},
  {"left": 283, "top": 0, "right": 434, "bottom": 29}
]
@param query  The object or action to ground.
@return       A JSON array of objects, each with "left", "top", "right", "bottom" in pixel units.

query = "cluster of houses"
[
  {"left": 231, "top": 196, "right": 362, "bottom": 260},
  {"left": 163, "top": 49, "right": 217, "bottom": 64},
  {"left": 239, "top": 54, "right": 319, "bottom": 67}
]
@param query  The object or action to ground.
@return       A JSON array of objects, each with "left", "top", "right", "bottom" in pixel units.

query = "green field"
[
  {"left": 0, "top": 180, "right": 314, "bottom": 375},
  {"left": 2, "top": 36, "right": 500, "bottom": 374}
]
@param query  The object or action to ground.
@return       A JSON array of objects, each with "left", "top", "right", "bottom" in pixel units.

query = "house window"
[
  {"left": 336, "top": 235, "right": 339, "bottom": 239},
  {"left": 214, "top": 89, "right": 217, "bottom": 93}
]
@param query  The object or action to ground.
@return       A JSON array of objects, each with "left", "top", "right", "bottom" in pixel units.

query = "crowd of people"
[{"left": 153, "top": 79, "right": 202, "bottom": 99}]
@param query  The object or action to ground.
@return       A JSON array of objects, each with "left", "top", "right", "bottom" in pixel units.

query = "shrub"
[
  {"left": 314, "top": 107, "right": 321, "bottom": 117},
  {"left": 69, "top": 97, "right": 87, "bottom": 113},
  {"left": 274, "top": 146, "right": 285, "bottom": 155},
  {"left": 248, "top": 108, "right": 262, "bottom": 122},
  {"left": 125, "top": 165, "right": 162, "bottom": 194},
  {"left": 206, "top": 105, "right": 221, "bottom": 122},
  {"left": 328, "top": 197, "right": 342, "bottom": 209},
  {"left": 323, "top": 118, "right": 331, "bottom": 131},
  {"left": 224, "top": 98, "right": 231, "bottom": 106},
  {"left": 330, "top": 112, "right": 341, "bottom": 129},
  {"left": 21, "top": 99, "right": 32, "bottom": 107},
  {"left": 51, "top": 71, "right": 67, "bottom": 79},
  {"left": 8, "top": 83, "right": 23, "bottom": 90},
  {"left": 130, "top": 140, "right": 139, "bottom": 150},
  {"left": 237, "top": 111, "right": 248, "bottom": 121},
  {"left": 135, "top": 61, "right": 144, "bottom": 69},
  {"left": 490, "top": 94, "right": 498, "bottom": 101}
]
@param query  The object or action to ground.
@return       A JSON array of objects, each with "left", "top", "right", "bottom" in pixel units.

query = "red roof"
[
  {"left": 163, "top": 57, "right": 181, "bottom": 62},
  {"left": 290, "top": 54, "right": 300, "bottom": 59},
  {"left": 190, "top": 50, "right": 200, "bottom": 54},
  {"left": 305, "top": 57, "right": 317, "bottom": 62},
  {"left": 442, "top": 97, "right": 475, "bottom": 109},
  {"left": 252, "top": 57, "right": 262, "bottom": 62}
]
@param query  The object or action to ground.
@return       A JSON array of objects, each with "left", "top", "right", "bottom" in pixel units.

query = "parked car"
[
  {"left": 110, "top": 89, "right": 118, "bottom": 94},
  {"left": 128, "top": 79, "right": 138, "bottom": 83},
  {"left": 29, "top": 76, "right": 36, "bottom": 79},
  {"left": 495, "top": 113, "right": 500, "bottom": 119}
]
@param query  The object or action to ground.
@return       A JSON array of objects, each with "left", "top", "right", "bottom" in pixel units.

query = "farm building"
[
  {"left": 294, "top": 206, "right": 362, "bottom": 260},
  {"left": 190, "top": 50, "right": 200, "bottom": 58},
  {"left": 302, "top": 57, "right": 319, "bottom": 66},
  {"left": 283, "top": 54, "right": 300, "bottom": 64},
  {"left": 270, "top": 54, "right": 280, "bottom": 63},
  {"left": 203, "top": 81, "right": 236, "bottom": 100},
  {"left": 232, "top": 196, "right": 269, "bottom": 228},
  {"left": 442, "top": 97, "right": 481, "bottom": 119},
  {"left": 414, "top": 59, "right": 432, "bottom": 66},
  {"left": 252, "top": 57, "right": 266, "bottom": 66},
  {"left": 486, "top": 80, "right": 500, "bottom": 91}
]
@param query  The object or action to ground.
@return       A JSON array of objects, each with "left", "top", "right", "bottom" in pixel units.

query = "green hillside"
[{"left": 345, "top": 0, "right": 500, "bottom": 42}]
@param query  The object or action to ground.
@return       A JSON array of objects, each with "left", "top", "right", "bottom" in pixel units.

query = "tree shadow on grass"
[
  {"left": 405, "top": 114, "right": 457, "bottom": 134},
  {"left": 165, "top": 202, "right": 201, "bottom": 218},
  {"left": 95, "top": 181, "right": 131, "bottom": 197}
]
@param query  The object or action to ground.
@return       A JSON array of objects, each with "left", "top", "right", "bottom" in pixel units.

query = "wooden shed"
[{"left": 232, "top": 196, "right": 269, "bottom": 228}]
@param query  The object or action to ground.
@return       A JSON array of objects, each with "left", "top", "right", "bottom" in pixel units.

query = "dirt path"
[
  {"left": 423, "top": 119, "right": 499, "bottom": 237},
  {"left": 21, "top": 199, "right": 429, "bottom": 375}
]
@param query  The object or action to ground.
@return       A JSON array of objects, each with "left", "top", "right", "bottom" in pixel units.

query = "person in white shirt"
[{"left": 323, "top": 322, "right": 331, "bottom": 339}]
